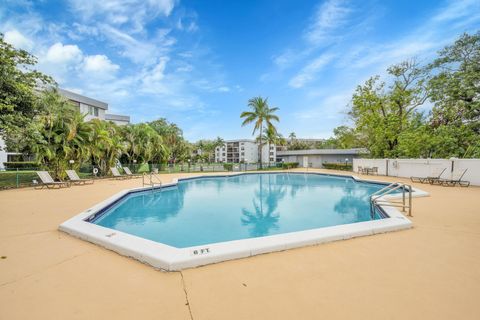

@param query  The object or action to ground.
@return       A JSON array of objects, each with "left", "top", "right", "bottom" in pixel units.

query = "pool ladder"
[
  {"left": 370, "top": 182, "right": 412, "bottom": 218},
  {"left": 142, "top": 172, "right": 162, "bottom": 189}
]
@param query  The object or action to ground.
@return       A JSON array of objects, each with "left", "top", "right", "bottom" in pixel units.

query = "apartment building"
[
  {"left": 0, "top": 89, "right": 130, "bottom": 169},
  {"left": 58, "top": 89, "right": 130, "bottom": 125},
  {"left": 215, "top": 139, "right": 276, "bottom": 163}
]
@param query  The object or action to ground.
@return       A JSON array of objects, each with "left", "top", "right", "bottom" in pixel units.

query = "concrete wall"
[{"left": 353, "top": 158, "right": 480, "bottom": 186}]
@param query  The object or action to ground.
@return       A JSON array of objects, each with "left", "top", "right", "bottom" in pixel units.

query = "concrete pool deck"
[{"left": 0, "top": 169, "right": 479, "bottom": 319}]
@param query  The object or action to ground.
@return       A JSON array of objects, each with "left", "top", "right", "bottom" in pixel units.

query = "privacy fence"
[{"left": 353, "top": 158, "right": 480, "bottom": 186}]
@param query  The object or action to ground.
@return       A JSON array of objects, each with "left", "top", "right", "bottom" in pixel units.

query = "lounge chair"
[
  {"left": 411, "top": 168, "right": 446, "bottom": 184},
  {"left": 436, "top": 169, "right": 470, "bottom": 187},
  {"left": 123, "top": 167, "right": 142, "bottom": 178},
  {"left": 110, "top": 167, "right": 130, "bottom": 179},
  {"left": 65, "top": 170, "right": 94, "bottom": 185},
  {"left": 36, "top": 171, "right": 70, "bottom": 189},
  {"left": 357, "top": 166, "right": 364, "bottom": 174}
]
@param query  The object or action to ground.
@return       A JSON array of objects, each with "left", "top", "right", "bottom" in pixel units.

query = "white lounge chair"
[
  {"left": 36, "top": 171, "right": 70, "bottom": 189},
  {"left": 65, "top": 170, "right": 94, "bottom": 185},
  {"left": 123, "top": 167, "right": 142, "bottom": 178},
  {"left": 110, "top": 167, "right": 129, "bottom": 179}
]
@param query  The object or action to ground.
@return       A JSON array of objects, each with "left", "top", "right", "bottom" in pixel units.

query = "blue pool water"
[{"left": 92, "top": 173, "right": 387, "bottom": 248}]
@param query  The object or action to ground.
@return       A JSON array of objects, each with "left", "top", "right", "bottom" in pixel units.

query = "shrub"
[
  {"left": 3, "top": 162, "right": 40, "bottom": 170},
  {"left": 223, "top": 163, "right": 233, "bottom": 171},
  {"left": 322, "top": 163, "right": 352, "bottom": 171},
  {"left": 281, "top": 162, "right": 299, "bottom": 169}
]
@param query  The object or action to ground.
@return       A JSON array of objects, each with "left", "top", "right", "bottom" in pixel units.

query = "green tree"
[
  {"left": 349, "top": 60, "right": 428, "bottom": 157},
  {"left": 148, "top": 118, "right": 189, "bottom": 163},
  {"left": 89, "top": 119, "right": 123, "bottom": 175},
  {"left": 426, "top": 32, "right": 480, "bottom": 157},
  {"left": 240, "top": 97, "right": 280, "bottom": 167},
  {"left": 0, "top": 33, "right": 53, "bottom": 151},
  {"left": 31, "top": 90, "right": 91, "bottom": 178}
]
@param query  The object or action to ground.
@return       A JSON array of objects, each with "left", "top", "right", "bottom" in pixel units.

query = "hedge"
[
  {"left": 223, "top": 163, "right": 233, "bottom": 171},
  {"left": 3, "top": 162, "right": 40, "bottom": 170},
  {"left": 322, "top": 163, "right": 353, "bottom": 171},
  {"left": 281, "top": 162, "right": 299, "bottom": 169}
]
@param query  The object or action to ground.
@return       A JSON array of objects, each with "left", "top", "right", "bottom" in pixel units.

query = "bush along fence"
[
  {"left": 0, "top": 162, "right": 289, "bottom": 189},
  {"left": 321, "top": 163, "right": 353, "bottom": 171}
]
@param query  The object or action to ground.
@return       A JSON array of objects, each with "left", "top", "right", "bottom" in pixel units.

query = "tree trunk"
[{"left": 259, "top": 123, "right": 263, "bottom": 169}]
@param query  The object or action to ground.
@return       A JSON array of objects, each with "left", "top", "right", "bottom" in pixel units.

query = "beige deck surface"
[{"left": 1, "top": 169, "right": 479, "bottom": 320}]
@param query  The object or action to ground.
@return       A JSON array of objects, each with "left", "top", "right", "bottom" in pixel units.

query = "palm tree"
[
  {"left": 240, "top": 97, "right": 279, "bottom": 168},
  {"left": 33, "top": 90, "right": 92, "bottom": 179}
]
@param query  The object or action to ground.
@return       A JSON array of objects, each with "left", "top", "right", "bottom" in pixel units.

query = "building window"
[
  {"left": 270, "top": 152, "right": 274, "bottom": 155},
  {"left": 222, "top": 153, "right": 225, "bottom": 156},
  {"left": 241, "top": 152, "right": 244, "bottom": 156},
  {"left": 88, "top": 105, "right": 99, "bottom": 117},
  {"left": 241, "top": 147, "right": 244, "bottom": 151},
  {"left": 68, "top": 100, "right": 80, "bottom": 111}
]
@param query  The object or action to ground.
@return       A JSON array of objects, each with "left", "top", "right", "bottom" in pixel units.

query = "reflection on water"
[
  {"left": 96, "top": 184, "right": 188, "bottom": 225},
  {"left": 93, "top": 173, "right": 387, "bottom": 248},
  {"left": 333, "top": 181, "right": 373, "bottom": 220},
  {"left": 241, "top": 174, "right": 286, "bottom": 236}
]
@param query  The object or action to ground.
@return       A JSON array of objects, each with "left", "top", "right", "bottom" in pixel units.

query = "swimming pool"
[
  {"left": 92, "top": 173, "right": 386, "bottom": 248},
  {"left": 60, "top": 172, "right": 425, "bottom": 270}
]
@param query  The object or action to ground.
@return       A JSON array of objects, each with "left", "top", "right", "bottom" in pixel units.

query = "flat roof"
[
  {"left": 105, "top": 114, "right": 130, "bottom": 122},
  {"left": 277, "top": 148, "right": 368, "bottom": 156},
  {"left": 58, "top": 88, "right": 108, "bottom": 110}
]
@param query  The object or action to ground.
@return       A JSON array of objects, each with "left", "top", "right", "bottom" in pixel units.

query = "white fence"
[{"left": 353, "top": 158, "right": 480, "bottom": 186}]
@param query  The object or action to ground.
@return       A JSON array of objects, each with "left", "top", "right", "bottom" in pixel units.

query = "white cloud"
[
  {"left": 432, "top": 0, "right": 480, "bottom": 22},
  {"left": 217, "top": 86, "right": 230, "bottom": 92},
  {"left": 44, "top": 42, "right": 83, "bottom": 64},
  {"left": 68, "top": 0, "right": 176, "bottom": 32},
  {"left": 4, "top": 29, "right": 33, "bottom": 50},
  {"left": 289, "top": 54, "right": 333, "bottom": 88},
  {"left": 140, "top": 57, "right": 171, "bottom": 94},
  {"left": 99, "top": 24, "right": 174, "bottom": 64},
  {"left": 83, "top": 54, "right": 119, "bottom": 74},
  {"left": 304, "top": 0, "right": 352, "bottom": 45}
]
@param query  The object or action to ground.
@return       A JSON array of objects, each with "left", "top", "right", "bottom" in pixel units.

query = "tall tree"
[
  {"left": 31, "top": 90, "right": 91, "bottom": 178},
  {"left": 349, "top": 60, "right": 428, "bottom": 157},
  {"left": 240, "top": 97, "right": 280, "bottom": 167},
  {"left": 426, "top": 32, "right": 480, "bottom": 157},
  {"left": 0, "top": 33, "right": 53, "bottom": 151}
]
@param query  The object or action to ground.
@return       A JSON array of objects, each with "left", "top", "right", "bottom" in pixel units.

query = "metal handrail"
[
  {"left": 142, "top": 172, "right": 162, "bottom": 189},
  {"left": 370, "top": 182, "right": 412, "bottom": 217}
]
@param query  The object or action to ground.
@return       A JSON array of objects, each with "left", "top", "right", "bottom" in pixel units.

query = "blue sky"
[{"left": 1, "top": 0, "right": 479, "bottom": 141}]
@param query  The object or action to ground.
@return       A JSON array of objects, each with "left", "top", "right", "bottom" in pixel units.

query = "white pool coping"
[{"left": 59, "top": 172, "right": 429, "bottom": 271}]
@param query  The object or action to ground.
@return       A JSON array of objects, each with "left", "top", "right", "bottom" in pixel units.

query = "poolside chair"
[
  {"left": 437, "top": 169, "right": 470, "bottom": 187},
  {"left": 36, "top": 171, "right": 70, "bottom": 189},
  {"left": 123, "top": 167, "right": 142, "bottom": 178},
  {"left": 110, "top": 167, "right": 130, "bottom": 180},
  {"left": 65, "top": 170, "right": 94, "bottom": 185},
  {"left": 357, "top": 166, "right": 364, "bottom": 174},
  {"left": 411, "top": 167, "right": 446, "bottom": 184}
]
